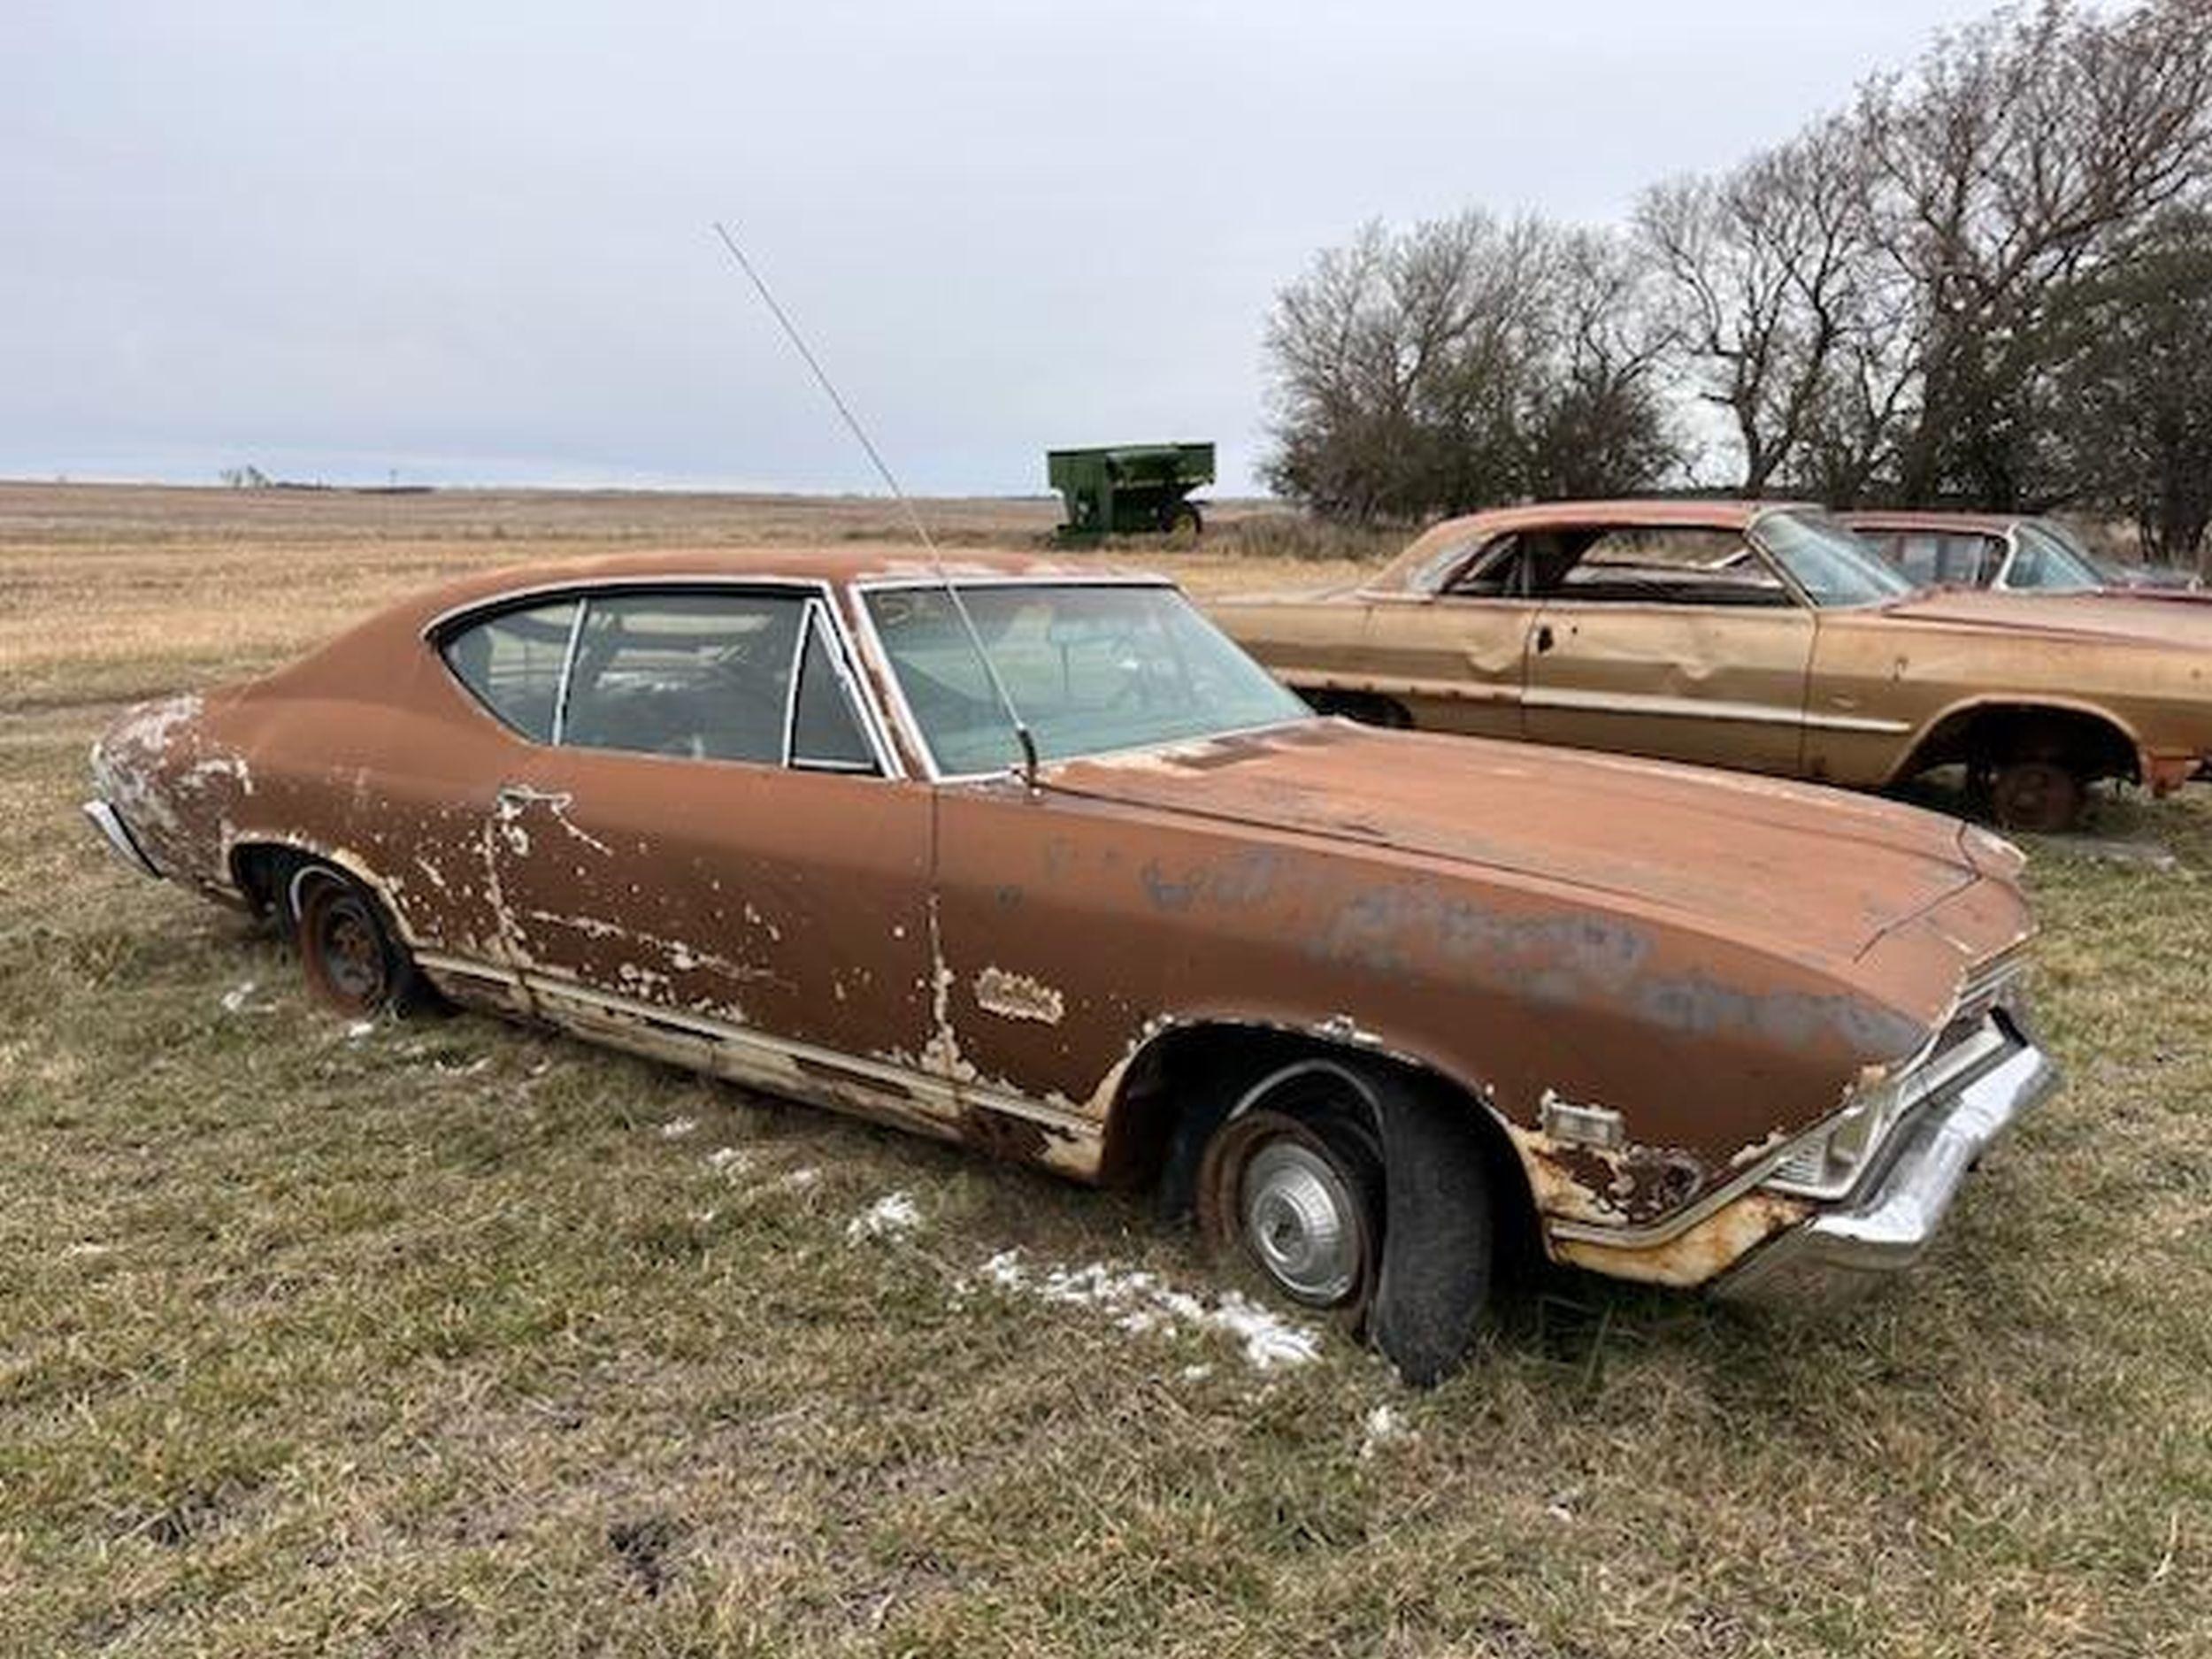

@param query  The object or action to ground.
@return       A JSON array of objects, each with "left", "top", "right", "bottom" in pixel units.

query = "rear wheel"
[
  {"left": 294, "top": 866, "right": 429, "bottom": 1018},
  {"left": 1164, "top": 501, "right": 1202, "bottom": 540},
  {"left": 1985, "top": 756, "right": 2085, "bottom": 833}
]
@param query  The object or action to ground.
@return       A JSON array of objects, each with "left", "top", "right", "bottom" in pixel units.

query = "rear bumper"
[
  {"left": 82, "top": 799, "right": 163, "bottom": 879},
  {"left": 1713, "top": 1036, "right": 2058, "bottom": 1309}
]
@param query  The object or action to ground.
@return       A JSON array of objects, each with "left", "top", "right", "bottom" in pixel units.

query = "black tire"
[
  {"left": 1197, "top": 1058, "right": 1494, "bottom": 1384},
  {"left": 1164, "top": 502, "right": 1202, "bottom": 539},
  {"left": 293, "top": 865, "right": 433, "bottom": 1018}
]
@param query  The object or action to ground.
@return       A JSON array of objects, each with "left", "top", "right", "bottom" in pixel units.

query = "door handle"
[
  {"left": 1534, "top": 624, "right": 1555, "bottom": 653},
  {"left": 495, "top": 783, "right": 572, "bottom": 810}
]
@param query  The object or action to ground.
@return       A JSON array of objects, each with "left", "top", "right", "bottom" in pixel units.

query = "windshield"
[
  {"left": 863, "top": 582, "right": 1311, "bottom": 775},
  {"left": 1753, "top": 510, "right": 1916, "bottom": 608},
  {"left": 2008, "top": 522, "right": 2105, "bottom": 593}
]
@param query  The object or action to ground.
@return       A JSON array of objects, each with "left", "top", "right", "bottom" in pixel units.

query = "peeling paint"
[{"left": 973, "top": 965, "right": 1064, "bottom": 1025}]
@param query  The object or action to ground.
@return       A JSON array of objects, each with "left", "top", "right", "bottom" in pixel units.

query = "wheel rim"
[
  {"left": 303, "top": 886, "right": 389, "bottom": 1012},
  {"left": 1240, "top": 1138, "right": 1362, "bottom": 1306}
]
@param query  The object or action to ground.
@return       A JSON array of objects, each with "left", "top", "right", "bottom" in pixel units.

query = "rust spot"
[
  {"left": 961, "top": 1104, "right": 1053, "bottom": 1166},
  {"left": 1554, "top": 1190, "right": 1813, "bottom": 1288}
]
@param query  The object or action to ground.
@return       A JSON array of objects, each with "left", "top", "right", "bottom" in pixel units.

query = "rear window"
[{"left": 440, "top": 601, "right": 579, "bottom": 741}]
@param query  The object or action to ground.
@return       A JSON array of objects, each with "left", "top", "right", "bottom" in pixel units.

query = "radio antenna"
[{"left": 710, "top": 220, "right": 1041, "bottom": 791}]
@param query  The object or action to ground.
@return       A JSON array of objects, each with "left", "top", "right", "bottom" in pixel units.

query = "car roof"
[
  {"left": 1367, "top": 497, "right": 1819, "bottom": 595},
  {"left": 398, "top": 545, "right": 1159, "bottom": 631},
  {"left": 1838, "top": 510, "right": 2020, "bottom": 537}
]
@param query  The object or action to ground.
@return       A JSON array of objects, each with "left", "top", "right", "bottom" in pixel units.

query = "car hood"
[
  {"left": 1884, "top": 588, "right": 2212, "bottom": 646},
  {"left": 1045, "top": 721, "right": 1995, "bottom": 967}
]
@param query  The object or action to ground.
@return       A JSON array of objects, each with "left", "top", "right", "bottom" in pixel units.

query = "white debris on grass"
[
  {"left": 344, "top": 1019, "right": 375, "bottom": 1041},
  {"left": 704, "top": 1146, "right": 750, "bottom": 1173},
  {"left": 978, "top": 1249, "right": 1321, "bottom": 1372},
  {"left": 219, "top": 981, "right": 259, "bottom": 1013},
  {"left": 846, "top": 1190, "right": 921, "bottom": 1243},
  {"left": 659, "top": 1117, "right": 699, "bottom": 1140},
  {"left": 1359, "top": 1402, "right": 1409, "bottom": 1460},
  {"left": 63, "top": 1241, "right": 115, "bottom": 1260},
  {"left": 780, "top": 1167, "right": 822, "bottom": 1191}
]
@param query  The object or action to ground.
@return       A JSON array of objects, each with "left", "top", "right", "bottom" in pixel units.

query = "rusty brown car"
[
  {"left": 1210, "top": 499, "right": 2212, "bottom": 832},
  {"left": 86, "top": 549, "right": 2055, "bottom": 1381},
  {"left": 1841, "top": 509, "right": 2210, "bottom": 604}
]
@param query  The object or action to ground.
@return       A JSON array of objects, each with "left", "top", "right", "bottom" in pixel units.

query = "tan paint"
[{"left": 1210, "top": 498, "right": 2212, "bottom": 796}]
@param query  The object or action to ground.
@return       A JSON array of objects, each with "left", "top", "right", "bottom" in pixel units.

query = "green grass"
[{"left": 4, "top": 496, "right": 2212, "bottom": 1655}]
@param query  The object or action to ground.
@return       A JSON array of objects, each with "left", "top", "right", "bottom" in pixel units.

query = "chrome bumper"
[
  {"left": 82, "top": 799, "right": 162, "bottom": 879},
  {"left": 1714, "top": 1037, "right": 2059, "bottom": 1309}
]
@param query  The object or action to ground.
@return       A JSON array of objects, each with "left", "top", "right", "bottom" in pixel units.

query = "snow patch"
[
  {"left": 1359, "top": 1403, "right": 1409, "bottom": 1460},
  {"left": 976, "top": 1249, "right": 1321, "bottom": 1371},
  {"left": 847, "top": 1190, "right": 921, "bottom": 1243}
]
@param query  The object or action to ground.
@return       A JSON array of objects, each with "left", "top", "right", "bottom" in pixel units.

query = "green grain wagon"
[{"left": 1047, "top": 442, "right": 1215, "bottom": 540}]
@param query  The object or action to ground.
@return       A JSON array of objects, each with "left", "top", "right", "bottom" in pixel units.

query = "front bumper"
[
  {"left": 82, "top": 799, "right": 163, "bottom": 879},
  {"left": 1713, "top": 1034, "right": 2059, "bottom": 1309}
]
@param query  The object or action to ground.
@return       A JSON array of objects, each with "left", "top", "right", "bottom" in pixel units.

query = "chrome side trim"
[
  {"left": 82, "top": 800, "right": 162, "bottom": 879},
  {"left": 1521, "top": 685, "right": 1911, "bottom": 734},
  {"left": 423, "top": 952, "right": 1104, "bottom": 1148}
]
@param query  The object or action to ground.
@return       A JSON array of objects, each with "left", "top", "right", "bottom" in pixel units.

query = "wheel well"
[
  {"left": 1099, "top": 1023, "right": 1540, "bottom": 1269},
  {"left": 1898, "top": 703, "right": 2139, "bottom": 786},
  {"left": 1302, "top": 688, "right": 1410, "bottom": 728},
  {"left": 229, "top": 841, "right": 312, "bottom": 924}
]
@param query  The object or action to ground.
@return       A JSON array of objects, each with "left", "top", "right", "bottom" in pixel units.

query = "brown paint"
[{"left": 88, "top": 546, "right": 2044, "bottom": 1293}]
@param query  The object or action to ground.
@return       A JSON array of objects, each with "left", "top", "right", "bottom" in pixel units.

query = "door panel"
[
  {"left": 1524, "top": 603, "right": 1815, "bottom": 774},
  {"left": 1361, "top": 595, "right": 1534, "bottom": 738},
  {"left": 490, "top": 753, "right": 941, "bottom": 1121}
]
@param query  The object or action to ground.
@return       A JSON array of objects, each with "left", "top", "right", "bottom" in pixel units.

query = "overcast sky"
[{"left": 3, "top": 2, "right": 1999, "bottom": 495}]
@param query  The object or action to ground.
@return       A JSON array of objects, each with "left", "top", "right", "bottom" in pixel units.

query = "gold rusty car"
[
  {"left": 86, "top": 549, "right": 2053, "bottom": 1382},
  {"left": 1209, "top": 499, "right": 2212, "bottom": 831}
]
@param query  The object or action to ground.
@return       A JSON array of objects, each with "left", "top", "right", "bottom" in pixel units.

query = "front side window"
[
  {"left": 563, "top": 592, "right": 803, "bottom": 762},
  {"left": 2005, "top": 524, "right": 2102, "bottom": 593},
  {"left": 1752, "top": 511, "right": 1916, "bottom": 608},
  {"left": 440, "top": 599, "right": 580, "bottom": 741},
  {"left": 864, "top": 582, "right": 1309, "bottom": 775}
]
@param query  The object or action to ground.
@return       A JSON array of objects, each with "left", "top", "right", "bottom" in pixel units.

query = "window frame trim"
[
  {"left": 426, "top": 575, "right": 904, "bottom": 780},
  {"left": 848, "top": 573, "right": 1314, "bottom": 785}
]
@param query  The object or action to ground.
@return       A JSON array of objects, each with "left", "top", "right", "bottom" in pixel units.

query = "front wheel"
[
  {"left": 1201, "top": 1100, "right": 1382, "bottom": 1318},
  {"left": 1197, "top": 1056, "right": 1498, "bottom": 1384}
]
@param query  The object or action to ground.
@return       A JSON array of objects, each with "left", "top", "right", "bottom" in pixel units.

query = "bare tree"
[
  {"left": 1263, "top": 213, "right": 1675, "bottom": 521},
  {"left": 1638, "top": 118, "right": 1880, "bottom": 495},
  {"left": 1862, "top": 0, "right": 2212, "bottom": 506}
]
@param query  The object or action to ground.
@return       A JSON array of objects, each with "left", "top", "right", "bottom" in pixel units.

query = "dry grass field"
[{"left": 3, "top": 481, "right": 2208, "bottom": 1657}]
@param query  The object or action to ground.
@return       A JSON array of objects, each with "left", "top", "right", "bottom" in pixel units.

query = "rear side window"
[
  {"left": 441, "top": 600, "right": 580, "bottom": 741},
  {"left": 563, "top": 592, "right": 803, "bottom": 763}
]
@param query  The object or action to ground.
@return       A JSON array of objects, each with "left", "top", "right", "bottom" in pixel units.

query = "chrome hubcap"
[{"left": 1241, "top": 1140, "right": 1359, "bottom": 1305}]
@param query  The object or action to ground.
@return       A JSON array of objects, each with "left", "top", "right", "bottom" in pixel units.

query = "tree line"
[{"left": 1262, "top": 0, "right": 2212, "bottom": 568}]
